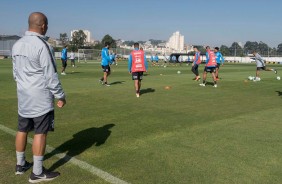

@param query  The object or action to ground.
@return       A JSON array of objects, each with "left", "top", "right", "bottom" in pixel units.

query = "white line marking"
[{"left": 0, "top": 124, "right": 129, "bottom": 184}]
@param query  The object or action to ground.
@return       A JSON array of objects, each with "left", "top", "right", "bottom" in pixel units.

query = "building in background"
[
  {"left": 70, "top": 30, "right": 92, "bottom": 43},
  {"left": 0, "top": 35, "right": 21, "bottom": 57},
  {"left": 166, "top": 31, "right": 185, "bottom": 52}
]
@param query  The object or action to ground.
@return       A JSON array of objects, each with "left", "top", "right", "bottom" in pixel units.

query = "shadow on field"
[
  {"left": 140, "top": 88, "right": 155, "bottom": 95},
  {"left": 205, "top": 81, "right": 215, "bottom": 86},
  {"left": 44, "top": 124, "right": 115, "bottom": 171},
  {"left": 110, "top": 81, "right": 125, "bottom": 85},
  {"left": 275, "top": 91, "right": 282, "bottom": 96},
  {"left": 69, "top": 71, "right": 82, "bottom": 74}
]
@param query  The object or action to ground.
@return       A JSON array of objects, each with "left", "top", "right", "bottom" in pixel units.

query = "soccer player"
[
  {"left": 128, "top": 42, "right": 148, "bottom": 98},
  {"left": 12, "top": 12, "right": 66, "bottom": 183},
  {"left": 252, "top": 51, "right": 277, "bottom": 81},
  {"left": 61, "top": 45, "right": 68, "bottom": 75},
  {"left": 69, "top": 50, "right": 75, "bottom": 67},
  {"left": 99, "top": 42, "right": 112, "bottom": 86},
  {"left": 199, "top": 46, "right": 218, "bottom": 87},
  {"left": 150, "top": 54, "right": 155, "bottom": 66},
  {"left": 191, "top": 47, "right": 201, "bottom": 81},
  {"left": 154, "top": 54, "right": 159, "bottom": 66},
  {"left": 214, "top": 47, "right": 224, "bottom": 80},
  {"left": 171, "top": 55, "right": 177, "bottom": 65}
]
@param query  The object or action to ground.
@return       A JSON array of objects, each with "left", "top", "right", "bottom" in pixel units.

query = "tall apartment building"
[{"left": 166, "top": 31, "right": 185, "bottom": 52}]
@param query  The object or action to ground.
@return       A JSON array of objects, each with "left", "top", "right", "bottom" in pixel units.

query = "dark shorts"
[
  {"left": 132, "top": 72, "right": 144, "bottom": 80},
  {"left": 204, "top": 66, "right": 216, "bottom": 73},
  {"left": 61, "top": 59, "right": 67, "bottom": 67},
  {"left": 257, "top": 66, "right": 266, "bottom": 71},
  {"left": 18, "top": 111, "right": 55, "bottom": 134},
  {"left": 102, "top": 65, "right": 111, "bottom": 73},
  {"left": 71, "top": 59, "right": 75, "bottom": 62},
  {"left": 216, "top": 63, "right": 221, "bottom": 69}
]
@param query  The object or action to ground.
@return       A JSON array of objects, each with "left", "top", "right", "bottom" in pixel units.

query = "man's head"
[
  {"left": 105, "top": 42, "right": 111, "bottom": 48},
  {"left": 193, "top": 46, "right": 198, "bottom": 52},
  {"left": 252, "top": 50, "right": 257, "bottom": 56},
  {"left": 214, "top": 47, "right": 219, "bottom": 52},
  {"left": 206, "top": 46, "right": 210, "bottom": 50},
  {"left": 64, "top": 45, "right": 68, "bottom": 49},
  {"left": 28, "top": 12, "right": 48, "bottom": 35},
  {"left": 134, "top": 42, "right": 139, "bottom": 49}
]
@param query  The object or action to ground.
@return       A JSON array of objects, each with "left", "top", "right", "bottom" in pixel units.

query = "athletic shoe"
[
  {"left": 29, "top": 168, "right": 60, "bottom": 183},
  {"left": 61, "top": 72, "right": 66, "bottom": 75},
  {"left": 104, "top": 84, "right": 110, "bottom": 87},
  {"left": 136, "top": 93, "right": 140, "bottom": 98},
  {"left": 213, "top": 84, "right": 218, "bottom": 88},
  {"left": 274, "top": 69, "right": 277, "bottom": 74},
  {"left": 199, "top": 83, "right": 206, "bottom": 87},
  {"left": 15, "top": 161, "right": 33, "bottom": 175}
]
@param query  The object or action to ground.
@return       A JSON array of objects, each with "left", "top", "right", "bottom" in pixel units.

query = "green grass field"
[{"left": 1, "top": 59, "right": 282, "bottom": 184}]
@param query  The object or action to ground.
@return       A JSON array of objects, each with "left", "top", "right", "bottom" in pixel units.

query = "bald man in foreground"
[{"left": 12, "top": 12, "right": 66, "bottom": 183}]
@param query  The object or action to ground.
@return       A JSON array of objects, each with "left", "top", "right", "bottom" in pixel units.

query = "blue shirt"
[
  {"left": 215, "top": 51, "right": 224, "bottom": 64},
  {"left": 101, "top": 47, "right": 111, "bottom": 66},
  {"left": 128, "top": 48, "right": 148, "bottom": 72},
  {"left": 61, "top": 48, "right": 67, "bottom": 60}
]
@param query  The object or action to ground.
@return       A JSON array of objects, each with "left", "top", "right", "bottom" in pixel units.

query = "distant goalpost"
[{"left": 77, "top": 49, "right": 101, "bottom": 63}]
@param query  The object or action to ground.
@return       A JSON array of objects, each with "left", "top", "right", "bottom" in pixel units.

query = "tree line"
[
  {"left": 56, "top": 31, "right": 116, "bottom": 52},
  {"left": 56, "top": 31, "right": 282, "bottom": 56}
]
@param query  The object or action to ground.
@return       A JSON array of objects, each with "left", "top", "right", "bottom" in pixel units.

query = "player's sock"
[
  {"left": 33, "top": 156, "right": 44, "bottom": 175},
  {"left": 16, "top": 151, "right": 25, "bottom": 166},
  {"left": 203, "top": 80, "right": 206, "bottom": 84}
]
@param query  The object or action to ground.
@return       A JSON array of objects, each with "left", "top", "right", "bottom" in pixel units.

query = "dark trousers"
[{"left": 191, "top": 64, "right": 199, "bottom": 76}]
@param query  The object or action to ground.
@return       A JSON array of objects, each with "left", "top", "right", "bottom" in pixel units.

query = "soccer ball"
[
  {"left": 277, "top": 76, "right": 281, "bottom": 80},
  {"left": 254, "top": 77, "right": 261, "bottom": 81},
  {"left": 248, "top": 76, "right": 254, "bottom": 81},
  {"left": 177, "top": 71, "right": 181, "bottom": 74}
]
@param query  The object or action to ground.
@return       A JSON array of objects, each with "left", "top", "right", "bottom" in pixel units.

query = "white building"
[
  {"left": 70, "top": 30, "right": 91, "bottom": 43},
  {"left": 166, "top": 31, "right": 185, "bottom": 52}
]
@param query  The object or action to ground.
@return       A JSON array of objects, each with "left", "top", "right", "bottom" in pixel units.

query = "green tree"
[
  {"left": 277, "top": 43, "right": 282, "bottom": 55},
  {"left": 220, "top": 45, "right": 230, "bottom": 56},
  {"left": 244, "top": 41, "right": 258, "bottom": 54},
  {"left": 229, "top": 42, "right": 243, "bottom": 56},
  {"left": 59, "top": 33, "right": 68, "bottom": 46},
  {"left": 258, "top": 41, "right": 269, "bottom": 54},
  {"left": 69, "top": 30, "right": 86, "bottom": 51},
  {"left": 101, "top": 34, "right": 116, "bottom": 48}
]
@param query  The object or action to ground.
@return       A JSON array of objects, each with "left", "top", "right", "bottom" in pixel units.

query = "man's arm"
[
  {"left": 220, "top": 53, "right": 224, "bottom": 64},
  {"left": 128, "top": 54, "right": 132, "bottom": 73},
  {"left": 206, "top": 52, "right": 209, "bottom": 63},
  {"left": 40, "top": 46, "right": 66, "bottom": 106}
]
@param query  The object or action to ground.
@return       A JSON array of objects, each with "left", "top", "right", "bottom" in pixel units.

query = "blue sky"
[{"left": 0, "top": 0, "right": 281, "bottom": 47}]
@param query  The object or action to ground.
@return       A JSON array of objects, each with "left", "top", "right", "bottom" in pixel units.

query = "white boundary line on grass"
[{"left": 0, "top": 124, "right": 129, "bottom": 184}]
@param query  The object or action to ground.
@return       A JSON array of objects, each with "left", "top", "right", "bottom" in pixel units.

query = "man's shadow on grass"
[
  {"left": 44, "top": 124, "right": 115, "bottom": 171},
  {"left": 110, "top": 81, "right": 125, "bottom": 85},
  {"left": 140, "top": 88, "right": 155, "bottom": 95},
  {"left": 275, "top": 91, "right": 282, "bottom": 96},
  {"left": 205, "top": 82, "right": 215, "bottom": 86}
]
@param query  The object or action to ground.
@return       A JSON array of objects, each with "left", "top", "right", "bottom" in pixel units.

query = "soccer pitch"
[{"left": 1, "top": 59, "right": 282, "bottom": 184}]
